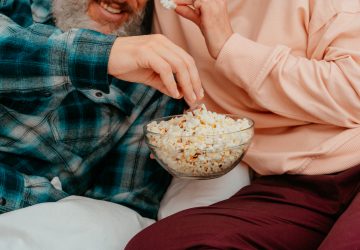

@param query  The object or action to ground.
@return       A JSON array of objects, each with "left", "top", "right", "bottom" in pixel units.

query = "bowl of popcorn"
[{"left": 144, "top": 105, "right": 254, "bottom": 179}]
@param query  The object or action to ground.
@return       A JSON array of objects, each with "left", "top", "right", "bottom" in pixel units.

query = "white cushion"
[
  {"left": 0, "top": 196, "right": 154, "bottom": 250},
  {"left": 158, "top": 163, "right": 250, "bottom": 219}
]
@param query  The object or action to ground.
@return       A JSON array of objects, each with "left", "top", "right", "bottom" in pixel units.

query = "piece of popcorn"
[{"left": 160, "top": 0, "right": 177, "bottom": 10}]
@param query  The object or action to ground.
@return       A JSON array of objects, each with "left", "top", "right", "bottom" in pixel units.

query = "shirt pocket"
[
  {"left": 48, "top": 91, "right": 119, "bottom": 157},
  {"left": 0, "top": 89, "right": 55, "bottom": 116}
]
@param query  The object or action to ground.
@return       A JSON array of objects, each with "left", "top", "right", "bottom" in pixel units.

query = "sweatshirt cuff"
[
  {"left": 68, "top": 29, "right": 117, "bottom": 94},
  {"left": 215, "top": 33, "right": 284, "bottom": 93}
]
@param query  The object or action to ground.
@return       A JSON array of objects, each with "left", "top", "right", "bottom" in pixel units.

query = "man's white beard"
[{"left": 52, "top": 0, "right": 145, "bottom": 36}]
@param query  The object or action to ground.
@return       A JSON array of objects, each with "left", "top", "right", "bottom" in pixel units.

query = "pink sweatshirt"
[{"left": 153, "top": 0, "right": 360, "bottom": 175}]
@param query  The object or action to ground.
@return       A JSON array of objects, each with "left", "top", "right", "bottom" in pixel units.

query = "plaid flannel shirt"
[{"left": 0, "top": 0, "right": 184, "bottom": 219}]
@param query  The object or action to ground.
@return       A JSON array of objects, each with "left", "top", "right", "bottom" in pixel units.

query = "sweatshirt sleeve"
[{"left": 215, "top": 10, "right": 360, "bottom": 128}]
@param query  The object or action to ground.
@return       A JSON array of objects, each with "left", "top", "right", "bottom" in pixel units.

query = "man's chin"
[
  {"left": 110, "top": 11, "right": 145, "bottom": 37},
  {"left": 52, "top": 0, "right": 145, "bottom": 36}
]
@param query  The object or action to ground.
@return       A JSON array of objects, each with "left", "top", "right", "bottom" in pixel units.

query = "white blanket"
[
  {"left": 0, "top": 196, "right": 154, "bottom": 250},
  {"left": 0, "top": 163, "right": 250, "bottom": 250}
]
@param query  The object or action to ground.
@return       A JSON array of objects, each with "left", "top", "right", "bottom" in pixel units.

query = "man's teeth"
[{"left": 99, "top": 2, "right": 122, "bottom": 14}]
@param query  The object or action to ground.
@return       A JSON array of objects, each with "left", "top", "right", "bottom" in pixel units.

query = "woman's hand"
[
  {"left": 108, "top": 34, "right": 204, "bottom": 106},
  {"left": 174, "top": 0, "right": 233, "bottom": 59}
]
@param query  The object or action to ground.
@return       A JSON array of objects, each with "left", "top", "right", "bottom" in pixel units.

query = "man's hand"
[
  {"left": 108, "top": 34, "right": 204, "bottom": 105},
  {"left": 174, "top": 0, "right": 233, "bottom": 59}
]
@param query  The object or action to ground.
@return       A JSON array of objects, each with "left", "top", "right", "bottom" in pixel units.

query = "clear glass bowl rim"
[
  {"left": 147, "top": 141, "right": 252, "bottom": 151},
  {"left": 143, "top": 114, "right": 254, "bottom": 137}
]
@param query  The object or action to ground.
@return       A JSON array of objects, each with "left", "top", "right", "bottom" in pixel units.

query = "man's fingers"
[
  {"left": 147, "top": 74, "right": 174, "bottom": 97},
  {"left": 147, "top": 51, "right": 180, "bottom": 98},
  {"left": 161, "top": 38, "right": 204, "bottom": 100},
  {"left": 184, "top": 57, "right": 203, "bottom": 100},
  {"left": 113, "top": 34, "right": 202, "bottom": 104},
  {"left": 174, "top": 71, "right": 196, "bottom": 104},
  {"left": 153, "top": 45, "right": 199, "bottom": 104}
]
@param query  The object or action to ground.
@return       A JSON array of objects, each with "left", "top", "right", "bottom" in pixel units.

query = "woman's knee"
[{"left": 318, "top": 193, "right": 360, "bottom": 249}]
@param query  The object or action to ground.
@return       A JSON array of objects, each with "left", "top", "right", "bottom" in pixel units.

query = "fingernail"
[
  {"left": 191, "top": 92, "right": 197, "bottom": 102},
  {"left": 199, "top": 88, "right": 205, "bottom": 98},
  {"left": 173, "top": 89, "right": 180, "bottom": 98}
]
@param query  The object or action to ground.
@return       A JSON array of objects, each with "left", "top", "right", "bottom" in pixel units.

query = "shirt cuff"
[
  {"left": 67, "top": 29, "right": 117, "bottom": 94},
  {"left": 0, "top": 166, "right": 68, "bottom": 213},
  {"left": 0, "top": 166, "right": 25, "bottom": 213}
]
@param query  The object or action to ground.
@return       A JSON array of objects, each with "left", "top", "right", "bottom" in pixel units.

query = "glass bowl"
[{"left": 144, "top": 114, "right": 254, "bottom": 179}]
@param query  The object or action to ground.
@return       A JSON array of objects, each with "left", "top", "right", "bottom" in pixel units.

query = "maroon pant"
[{"left": 126, "top": 164, "right": 360, "bottom": 250}]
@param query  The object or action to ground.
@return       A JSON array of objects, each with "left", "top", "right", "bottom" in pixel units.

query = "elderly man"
[{"left": 0, "top": 0, "right": 203, "bottom": 219}]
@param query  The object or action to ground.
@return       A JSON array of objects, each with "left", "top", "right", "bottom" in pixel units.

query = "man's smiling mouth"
[
  {"left": 99, "top": 1, "right": 123, "bottom": 14},
  {"left": 96, "top": 0, "right": 133, "bottom": 15}
]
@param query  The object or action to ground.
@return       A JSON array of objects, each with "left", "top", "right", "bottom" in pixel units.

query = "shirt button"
[
  {"left": 0, "top": 198, "right": 6, "bottom": 206},
  {"left": 95, "top": 92, "right": 103, "bottom": 97}
]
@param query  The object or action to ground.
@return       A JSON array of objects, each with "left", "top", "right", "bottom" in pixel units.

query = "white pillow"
[
  {"left": 158, "top": 163, "right": 250, "bottom": 219},
  {"left": 0, "top": 196, "right": 154, "bottom": 250}
]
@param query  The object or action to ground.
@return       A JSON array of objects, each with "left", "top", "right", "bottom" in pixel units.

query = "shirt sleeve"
[
  {"left": 0, "top": 164, "right": 68, "bottom": 213},
  {"left": 0, "top": 14, "right": 117, "bottom": 93},
  {"left": 215, "top": 10, "right": 360, "bottom": 128}
]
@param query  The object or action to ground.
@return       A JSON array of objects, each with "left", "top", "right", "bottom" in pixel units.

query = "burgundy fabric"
[
  {"left": 126, "top": 164, "right": 360, "bottom": 250},
  {"left": 319, "top": 192, "right": 360, "bottom": 249}
]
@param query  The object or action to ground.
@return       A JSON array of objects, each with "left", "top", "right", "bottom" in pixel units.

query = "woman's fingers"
[
  {"left": 173, "top": 0, "right": 233, "bottom": 59},
  {"left": 174, "top": 0, "right": 194, "bottom": 5},
  {"left": 175, "top": 5, "right": 201, "bottom": 26},
  {"left": 174, "top": 0, "right": 201, "bottom": 23}
]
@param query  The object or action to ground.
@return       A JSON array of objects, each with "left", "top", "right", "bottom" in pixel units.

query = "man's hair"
[{"left": 52, "top": 0, "right": 148, "bottom": 36}]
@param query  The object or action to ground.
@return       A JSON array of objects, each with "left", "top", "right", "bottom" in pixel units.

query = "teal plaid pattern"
[{"left": 0, "top": 0, "right": 184, "bottom": 219}]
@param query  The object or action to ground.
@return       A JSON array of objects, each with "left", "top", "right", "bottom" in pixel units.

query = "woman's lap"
[
  {"left": 126, "top": 164, "right": 360, "bottom": 250},
  {"left": 319, "top": 191, "right": 360, "bottom": 249}
]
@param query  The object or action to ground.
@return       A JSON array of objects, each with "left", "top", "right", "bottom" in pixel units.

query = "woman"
[{"left": 126, "top": 0, "right": 360, "bottom": 249}]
